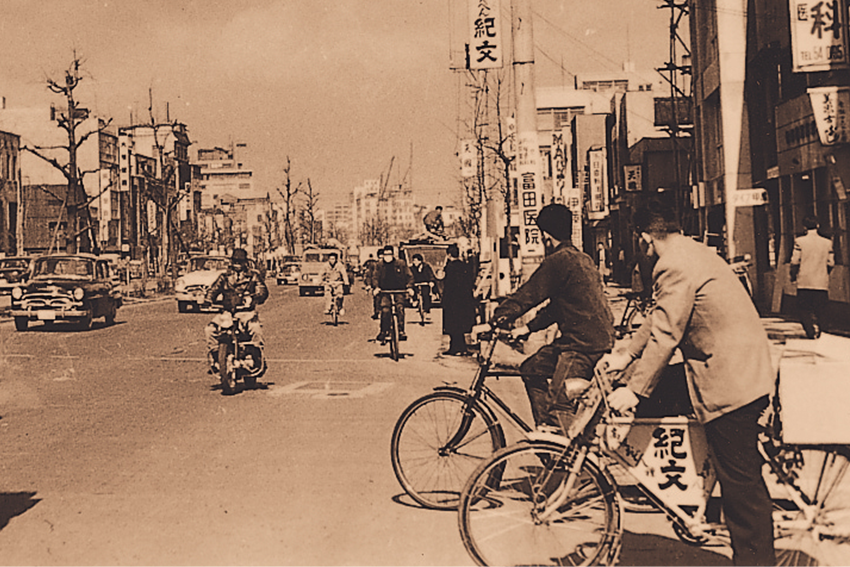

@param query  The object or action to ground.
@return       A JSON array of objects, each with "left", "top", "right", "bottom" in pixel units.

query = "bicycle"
[
  {"left": 391, "top": 327, "right": 533, "bottom": 510},
  {"left": 378, "top": 290, "right": 409, "bottom": 362},
  {"left": 413, "top": 282, "right": 431, "bottom": 326},
  {"left": 614, "top": 290, "right": 653, "bottom": 339},
  {"left": 456, "top": 368, "right": 850, "bottom": 566},
  {"left": 326, "top": 285, "right": 343, "bottom": 326}
]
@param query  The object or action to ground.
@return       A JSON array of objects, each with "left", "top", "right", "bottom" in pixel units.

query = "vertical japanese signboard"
[
  {"left": 469, "top": 0, "right": 503, "bottom": 69},
  {"left": 624, "top": 164, "right": 642, "bottom": 192},
  {"left": 790, "top": 0, "right": 849, "bottom": 72},
  {"left": 808, "top": 86, "right": 850, "bottom": 144},
  {"left": 551, "top": 129, "right": 581, "bottom": 248},
  {"left": 516, "top": 132, "right": 544, "bottom": 257},
  {"left": 587, "top": 148, "right": 608, "bottom": 220},
  {"left": 460, "top": 139, "right": 476, "bottom": 178}
]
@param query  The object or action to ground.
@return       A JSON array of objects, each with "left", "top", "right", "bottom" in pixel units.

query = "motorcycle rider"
[
  {"left": 203, "top": 248, "right": 269, "bottom": 373},
  {"left": 321, "top": 252, "right": 350, "bottom": 316}
]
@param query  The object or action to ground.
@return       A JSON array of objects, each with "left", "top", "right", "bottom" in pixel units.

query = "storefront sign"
[
  {"left": 516, "top": 131, "right": 544, "bottom": 257},
  {"left": 469, "top": 0, "right": 503, "bottom": 69},
  {"left": 790, "top": 0, "right": 849, "bottom": 72},
  {"left": 624, "top": 164, "right": 642, "bottom": 192},
  {"left": 587, "top": 148, "right": 608, "bottom": 220},
  {"left": 459, "top": 139, "right": 476, "bottom": 178},
  {"left": 731, "top": 188, "right": 768, "bottom": 207},
  {"left": 809, "top": 86, "right": 850, "bottom": 144}
]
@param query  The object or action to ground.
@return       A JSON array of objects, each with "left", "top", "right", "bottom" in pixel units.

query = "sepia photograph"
[{"left": 0, "top": 0, "right": 848, "bottom": 565}]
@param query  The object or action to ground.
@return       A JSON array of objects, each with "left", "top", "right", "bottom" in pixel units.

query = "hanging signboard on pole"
[
  {"left": 808, "top": 86, "right": 850, "bottom": 144},
  {"left": 587, "top": 148, "right": 608, "bottom": 220},
  {"left": 789, "top": 0, "right": 849, "bottom": 72},
  {"left": 468, "top": 0, "right": 503, "bottom": 69},
  {"left": 459, "top": 139, "right": 476, "bottom": 178},
  {"left": 516, "top": 131, "right": 544, "bottom": 257}
]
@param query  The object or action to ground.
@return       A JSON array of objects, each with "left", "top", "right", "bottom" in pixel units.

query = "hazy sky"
[{"left": 0, "top": 0, "right": 670, "bottom": 208}]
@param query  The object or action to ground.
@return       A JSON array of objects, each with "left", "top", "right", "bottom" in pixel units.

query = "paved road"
[{"left": 1, "top": 282, "right": 841, "bottom": 565}]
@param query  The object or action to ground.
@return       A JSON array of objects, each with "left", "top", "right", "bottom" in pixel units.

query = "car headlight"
[
  {"left": 302, "top": 274, "right": 309, "bottom": 281},
  {"left": 73, "top": 287, "right": 84, "bottom": 300},
  {"left": 11, "top": 286, "right": 22, "bottom": 300},
  {"left": 175, "top": 277, "right": 185, "bottom": 291}
]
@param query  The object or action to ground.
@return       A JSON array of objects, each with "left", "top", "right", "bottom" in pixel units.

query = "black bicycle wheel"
[
  {"left": 389, "top": 309, "right": 400, "bottom": 361},
  {"left": 458, "top": 441, "right": 622, "bottom": 566},
  {"left": 391, "top": 391, "right": 505, "bottom": 510},
  {"left": 773, "top": 446, "right": 850, "bottom": 565}
]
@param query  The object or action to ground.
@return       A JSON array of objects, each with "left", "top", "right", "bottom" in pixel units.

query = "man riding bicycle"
[
  {"left": 409, "top": 253, "right": 436, "bottom": 315},
  {"left": 371, "top": 245, "right": 414, "bottom": 343},
  {"left": 488, "top": 204, "right": 615, "bottom": 432},
  {"left": 320, "top": 252, "right": 349, "bottom": 317},
  {"left": 203, "top": 248, "right": 269, "bottom": 373}
]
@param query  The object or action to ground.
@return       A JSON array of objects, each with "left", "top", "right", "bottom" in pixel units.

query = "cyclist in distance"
[
  {"left": 320, "top": 252, "right": 349, "bottom": 317},
  {"left": 370, "top": 245, "right": 414, "bottom": 342},
  {"left": 409, "top": 253, "right": 436, "bottom": 315},
  {"left": 203, "top": 248, "right": 269, "bottom": 373},
  {"left": 490, "top": 204, "right": 615, "bottom": 433}
]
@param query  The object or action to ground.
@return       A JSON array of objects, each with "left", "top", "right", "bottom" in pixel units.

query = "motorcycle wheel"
[{"left": 218, "top": 343, "right": 236, "bottom": 395}]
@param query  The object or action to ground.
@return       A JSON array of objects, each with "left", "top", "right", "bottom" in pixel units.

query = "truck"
[{"left": 398, "top": 237, "right": 451, "bottom": 304}]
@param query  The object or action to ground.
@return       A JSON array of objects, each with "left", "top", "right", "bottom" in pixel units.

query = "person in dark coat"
[
  {"left": 441, "top": 244, "right": 476, "bottom": 355},
  {"left": 370, "top": 246, "right": 414, "bottom": 342},
  {"left": 409, "top": 253, "right": 436, "bottom": 314},
  {"left": 490, "top": 205, "right": 614, "bottom": 430}
]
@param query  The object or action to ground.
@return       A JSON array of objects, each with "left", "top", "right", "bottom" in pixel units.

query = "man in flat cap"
[{"left": 488, "top": 204, "right": 615, "bottom": 432}]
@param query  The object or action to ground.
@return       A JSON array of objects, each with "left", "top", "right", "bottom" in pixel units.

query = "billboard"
[
  {"left": 469, "top": 0, "right": 503, "bottom": 69},
  {"left": 790, "top": 0, "right": 849, "bottom": 72}
]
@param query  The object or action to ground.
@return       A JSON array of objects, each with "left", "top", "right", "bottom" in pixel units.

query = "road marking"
[
  {"left": 267, "top": 380, "right": 393, "bottom": 399},
  {"left": 4, "top": 354, "right": 80, "bottom": 360}
]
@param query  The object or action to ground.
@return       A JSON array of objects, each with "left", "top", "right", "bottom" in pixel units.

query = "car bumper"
[
  {"left": 10, "top": 308, "right": 89, "bottom": 321},
  {"left": 175, "top": 291, "right": 207, "bottom": 304}
]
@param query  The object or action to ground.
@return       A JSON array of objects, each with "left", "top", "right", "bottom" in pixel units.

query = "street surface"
[{"left": 0, "top": 282, "right": 830, "bottom": 565}]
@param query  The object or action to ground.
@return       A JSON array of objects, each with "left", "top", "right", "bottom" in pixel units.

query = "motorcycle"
[{"left": 211, "top": 297, "right": 266, "bottom": 395}]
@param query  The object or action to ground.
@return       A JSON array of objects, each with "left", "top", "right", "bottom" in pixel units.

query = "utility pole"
[{"left": 511, "top": 0, "right": 544, "bottom": 285}]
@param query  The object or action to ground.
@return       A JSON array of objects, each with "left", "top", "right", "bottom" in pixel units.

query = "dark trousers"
[
  {"left": 703, "top": 396, "right": 775, "bottom": 566},
  {"left": 379, "top": 297, "right": 405, "bottom": 335},
  {"left": 519, "top": 345, "right": 604, "bottom": 427},
  {"left": 797, "top": 288, "right": 829, "bottom": 338},
  {"left": 417, "top": 286, "right": 432, "bottom": 313}
]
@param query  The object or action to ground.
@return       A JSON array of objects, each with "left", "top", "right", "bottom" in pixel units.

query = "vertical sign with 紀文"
[
  {"left": 469, "top": 0, "right": 503, "bottom": 69},
  {"left": 790, "top": 0, "right": 849, "bottom": 72}
]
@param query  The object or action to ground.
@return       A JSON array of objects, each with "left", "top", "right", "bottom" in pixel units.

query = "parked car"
[
  {"left": 276, "top": 262, "right": 301, "bottom": 286},
  {"left": 10, "top": 254, "right": 122, "bottom": 331},
  {"left": 173, "top": 255, "right": 231, "bottom": 312},
  {"left": 0, "top": 256, "right": 32, "bottom": 295}
]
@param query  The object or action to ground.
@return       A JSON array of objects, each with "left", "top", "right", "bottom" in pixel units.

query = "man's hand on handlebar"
[
  {"left": 407, "top": 288, "right": 415, "bottom": 297},
  {"left": 608, "top": 386, "right": 640, "bottom": 414},
  {"left": 595, "top": 351, "right": 633, "bottom": 376},
  {"left": 510, "top": 324, "right": 531, "bottom": 340},
  {"left": 372, "top": 287, "right": 381, "bottom": 297}
]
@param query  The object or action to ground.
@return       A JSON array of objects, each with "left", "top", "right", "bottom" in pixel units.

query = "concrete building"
[
  {"left": 351, "top": 179, "right": 416, "bottom": 246},
  {"left": 193, "top": 142, "right": 255, "bottom": 209},
  {"left": 0, "top": 129, "right": 21, "bottom": 256}
]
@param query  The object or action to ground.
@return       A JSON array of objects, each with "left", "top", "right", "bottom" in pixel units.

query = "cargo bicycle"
[{"left": 457, "top": 368, "right": 850, "bottom": 566}]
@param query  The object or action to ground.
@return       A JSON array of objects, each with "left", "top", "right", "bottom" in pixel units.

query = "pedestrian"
[
  {"left": 596, "top": 198, "right": 775, "bottom": 566},
  {"left": 441, "top": 243, "right": 476, "bottom": 355},
  {"left": 370, "top": 246, "right": 414, "bottom": 342},
  {"left": 363, "top": 253, "right": 379, "bottom": 320},
  {"left": 409, "top": 253, "right": 436, "bottom": 314},
  {"left": 790, "top": 215, "right": 834, "bottom": 339},
  {"left": 489, "top": 204, "right": 615, "bottom": 430},
  {"left": 596, "top": 242, "right": 610, "bottom": 282}
]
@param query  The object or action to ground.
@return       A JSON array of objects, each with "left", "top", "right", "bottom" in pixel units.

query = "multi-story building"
[
  {"left": 0, "top": 129, "right": 21, "bottom": 256},
  {"left": 351, "top": 179, "right": 416, "bottom": 246},
  {"left": 193, "top": 142, "right": 254, "bottom": 209}
]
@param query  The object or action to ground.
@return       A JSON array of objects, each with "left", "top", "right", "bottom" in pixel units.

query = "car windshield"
[
  {"left": 304, "top": 252, "right": 337, "bottom": 263},
  {"left": 33, "top": 257, "right": 94, "bottom": 280},
  {"left": 0, "top": 259, "right": 28, "bottom": 270},
  {"left": 283, "top": 264, "right": 300, "bottom": 274},
  {"left": 189, "top": 257, "right": 230, "bottom": 271}
]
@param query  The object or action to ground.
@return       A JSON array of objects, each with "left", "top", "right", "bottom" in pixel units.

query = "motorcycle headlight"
[
  {"left": 73, "top": 287, "right": 84, "bottom": 300},
  {"left": 11, "top": 286, "right": 22, "bottom": 300}
]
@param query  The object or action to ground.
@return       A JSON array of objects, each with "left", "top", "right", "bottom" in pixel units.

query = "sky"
[{"left": 0, "top": 0, "right": 671, "bottom": 209}]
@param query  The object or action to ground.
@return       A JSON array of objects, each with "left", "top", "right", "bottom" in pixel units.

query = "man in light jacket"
[
  {"left": 596, "top": 198, "right": 775, "bottom": 566},
  {"left": 791, "top": 215, "right": 834, "bottom": 339}
]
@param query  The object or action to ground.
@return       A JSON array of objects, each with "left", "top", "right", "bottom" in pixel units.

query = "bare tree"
[
  {"left": 24, "top": 55, "right": 113, "bottom": 253},
  {"left": 299, "top": 178, "right": 319, "bottom": 245},
  {"left": 274, "top": 156, "right": 302, "bottom": 254},
  {"left": 359, "top": 215, "right": 390, "bottom": 246}
]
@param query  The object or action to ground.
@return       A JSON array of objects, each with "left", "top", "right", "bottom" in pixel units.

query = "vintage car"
[
  {"left": 0, "top": 256, "right": 32, "bottom": 295},
  {"left": 10, "top": 254, "right": 122, "bottom": 331},
  {"left": 298, "top": 248, "right": 343, "bottom": 296},
  {"left": 276, "top": 262, "right": 301, "bottom": 286},
  {"left": 173, "top": 255, "right": 231, "bottom": 312}
]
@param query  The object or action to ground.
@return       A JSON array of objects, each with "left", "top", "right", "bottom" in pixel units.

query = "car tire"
[
  {"left": 177, "top": 301, "right": 189, "bottom": 313},
  {"left": 14, "top": 317, "right": 27, "bottom": 332},
  {"left": 105, "top": 303, "right": 117, "bottom": 325},
  {"left": 299, "top": 288, "right": 307, "bottom": 297}
]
